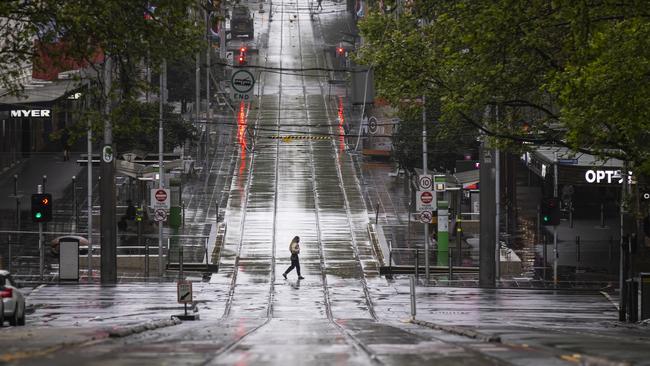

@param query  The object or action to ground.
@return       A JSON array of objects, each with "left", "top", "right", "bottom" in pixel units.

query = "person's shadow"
[{"left": 289, "top": 278, "right": 302, "bottom": 289}]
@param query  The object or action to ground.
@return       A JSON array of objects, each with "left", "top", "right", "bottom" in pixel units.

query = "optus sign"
[{"left": 584, "top": 169, "right": 633, "bottom": 184}]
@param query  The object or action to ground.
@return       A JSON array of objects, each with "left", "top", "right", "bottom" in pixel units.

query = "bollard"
[
  {"left": 415, "top": 249, "right": 419, "bottom": 280},
  {"left": 576, "top": 236, "right": 581, "bottom": 263},
  {"left": 410, "top": 275, "right": 416, "bottom": 321},
  {"left": 179, "top": 245, "right": 184, "bottom": 279},
  {"left": 448, "top": 250, "right": 453, "bottom": 280},
  {"left": 600, "top": 203, "right": 605, "bottom": 228},
  {"left": 375, "top": 201, "right": 379, "bottom": 224},
  {"left": 145, "top": 240, "right": 150, "bottom": 279}
]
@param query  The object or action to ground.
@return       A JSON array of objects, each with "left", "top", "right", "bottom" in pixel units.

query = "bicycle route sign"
[{"left": 231, "top": 69, "right": 255, "bottom": 101}]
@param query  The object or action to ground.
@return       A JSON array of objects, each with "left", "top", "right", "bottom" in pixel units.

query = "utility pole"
[
  {"left": 479, "top": 141, "right": 496, "bottom": 288},
  {"left": 422, "top": 95, "right": 429, "bottom": 282},
  {"left": 495, "top": 147, "right": 500, "bottom": 280},
  {"left": 100, "top": 57, "right": 117, "bottom": 284},
  {"left": 553, "top": 152, "right": 558, "bottom": 287},
  {"left": 206, "top": 7, "right": 211, "bottom": 141},
  {"left": 38, "top": 184, "right": 44, "bottom": 281},
  {"left": 158, "top": 59, "right": 167, "bottom": 278},
  {"left": 619, "top": 163, "right": 630, "bottom": 320},
  {"left": 86, "top": 81, "right": 93, "bottom": 279}
]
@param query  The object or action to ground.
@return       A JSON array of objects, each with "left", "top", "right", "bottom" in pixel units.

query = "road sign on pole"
[
  {"left": 416, "top": 190, "right": 436, "bottom": 212},
  {"left": 231, "top": 69, "right": 255, "bottom": 101},
  {"left": 154, "top": 209, "right": 167, "bottom": 222},
  {"left": 151, "top": 188, "right": 170, "bottom": 209},
  {"left": 368, "top": 116, "right": 378, "bottom": 135},
  {"left": 418, "top": 174, "right": 432, "bottom": 190},
  {"left": 177, "top": 280, "right": 193, "bottom": 304},
  {"left": 419, "top": 210, "right": 432, "bottom": 223}
]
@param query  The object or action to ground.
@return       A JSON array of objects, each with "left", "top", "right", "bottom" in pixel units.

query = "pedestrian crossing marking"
[{"left": 269, "top": 135, "right": 331, "bottom": 140}]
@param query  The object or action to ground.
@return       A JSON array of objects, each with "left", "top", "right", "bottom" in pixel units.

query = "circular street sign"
[
  {"left": 231, "top": 70, "right": 255, "bottom": 93},
  {"left": 155, "top": 189, "right": 168, "bottom": 202},
  {"left": 418, "top": 175, "right": 432, "bottom": 190},
  {"left": 420, "top": 191, "right": 433, "bottom": 204},
  {"left": 419, "top": 211, "right": 432, "bottom": 223},
  {"left": 102, "top": 145, "right": 113, "bottom": 163},
  {"left": 368, "top": 116, "right": 378, "bottom": 135},
  {"left": 154, "top": 209, "right": 167, "bottom": 222}
]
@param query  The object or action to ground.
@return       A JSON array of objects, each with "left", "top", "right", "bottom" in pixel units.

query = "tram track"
[
  {"left": 295, "top": 2, "right": 381, "bottom": 363},
  {"left": 210, "top": 0, "right": 381, "bottom": 362}
]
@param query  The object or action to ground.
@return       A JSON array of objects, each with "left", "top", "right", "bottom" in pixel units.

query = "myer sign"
[
  {"left": 584, "top": 169, "right": 633, "bottom": 184},
  {"left": 11, "top": 109, "right": 51, "bottom": 117}
]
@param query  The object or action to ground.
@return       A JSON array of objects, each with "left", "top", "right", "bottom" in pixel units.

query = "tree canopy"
[{"left": 357, "top": 0, "right": 650, "bottom": 174}]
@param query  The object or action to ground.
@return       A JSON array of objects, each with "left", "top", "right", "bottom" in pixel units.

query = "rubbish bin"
[
  {"left": 641, "top": 273, "right": 650, "bottom": 321},
  {"left": 59, "top": 238, "right": 80, "bottom": 281}
]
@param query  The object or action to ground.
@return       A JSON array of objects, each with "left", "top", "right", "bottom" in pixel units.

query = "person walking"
[
  {"left": 317, "top": 0, "right": 323, "bottom": 11},
  {"left": 282, "top": 236, "right": 304, "bottom": 280}
]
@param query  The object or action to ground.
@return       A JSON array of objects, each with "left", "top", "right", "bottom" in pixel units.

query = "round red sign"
[
  {"left": 155, "top": 189, "right": 167, "bottom": 202},
  {"left": 420, "top": 191, "right": 433, "bottom": 204}
]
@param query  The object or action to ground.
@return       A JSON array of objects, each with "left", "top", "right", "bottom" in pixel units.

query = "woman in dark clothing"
[{"left": 282, "top": 236, "right": 304, "bottom": 280}]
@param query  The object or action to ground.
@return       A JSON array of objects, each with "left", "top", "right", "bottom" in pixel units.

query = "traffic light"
[
  {"left": 31, "top": 193, "right": 53, "bottom": 223},
  {"left": 540, "top": 197, "right": 560, "bottom": 226},
  {"left": 238, "top": 47, "right": 247, "bottom": 65},
  {"left": 336, "top": 44, "right": 345, "bottom": 57}
]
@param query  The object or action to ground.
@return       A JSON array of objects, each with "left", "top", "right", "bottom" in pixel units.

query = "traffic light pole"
[
  {"left": 159, "top": 59, "right": 167, "bottom": 278},
  {"left": 37, "top": 184, "right": 44, "bottom": 281},
  {"left": 100, "top": 57, "right": 117, "bottom": 284},
  {"left": 553, "top": 153, "right": 558, "bottom": 287},
  {"left": 422, "top": 95, "right": 429, "bottom": 282}
]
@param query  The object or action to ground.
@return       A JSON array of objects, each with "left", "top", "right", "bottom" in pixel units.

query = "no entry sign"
[
  {"left": 416, "top": 190, "right": 436, "bottom": 211},
  {"left": 151, "top": 188, "right": 170, "bottom": 209}
]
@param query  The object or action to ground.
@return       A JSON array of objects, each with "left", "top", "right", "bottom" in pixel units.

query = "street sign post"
[
  {"left": 154, "top": 209, "right": 167, "bottom": 222},
  {"left": 368, "top": 116, "right": 378, "bottom": 135},
  {"left": 416, "top": 190, "right": 436, "bottom": 212},
  {"left": 177, "top": 280, "right": 193, "bottom": 304},
  {"left": 151, "top": 188, "right": 170, "bottom": 209},
  {"left": 418, "top": 174, "right": 432, "bottom": 190},
  {"left": 419, "top": 210, "right": 432, "bottom": 223},
  {"left": 231, "top": 69, "right": 255, "bottom": 101}
]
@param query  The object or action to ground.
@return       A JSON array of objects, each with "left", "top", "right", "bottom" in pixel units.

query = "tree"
[
  {"left": 1, "top": 0, "right": 204, "bottom": 137},
  {"left": 357, "top": 1, "right": 650, "bottom": 175}
]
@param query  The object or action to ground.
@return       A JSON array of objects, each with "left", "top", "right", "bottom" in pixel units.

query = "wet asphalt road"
[{"left": 1, "top": 0, "right": 649, "bottom": 365}]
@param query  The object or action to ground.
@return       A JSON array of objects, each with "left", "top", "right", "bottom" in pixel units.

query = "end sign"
[{"left": 231, "top": 69, "right": 255, "bottom": 101}]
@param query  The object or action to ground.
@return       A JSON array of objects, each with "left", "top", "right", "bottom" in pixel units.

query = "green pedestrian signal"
[{"left": 540, "top": 197, "right": 560, "bottom": 226}]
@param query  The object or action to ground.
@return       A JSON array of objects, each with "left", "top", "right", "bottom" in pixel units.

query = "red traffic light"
[{"left": 240, "top": 47, "right": 247, "bottom": 53}]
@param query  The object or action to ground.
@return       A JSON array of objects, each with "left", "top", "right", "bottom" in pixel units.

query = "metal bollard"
[
  {"left": 415, "top": 249, "right": 419, "bottom": 280},
  {"left": 448, "top": 250, "right": 453, "bottom": 280},
  {"left": 145, "top": 240, "right": 150, "bottom": 279},
  {"left": 375, "top": 201, "right": 379, "bottom": 224},
  {"left": 179, "top": 245, "right": 184, "bottom": 279},
  {"left": 410, "top": 275, "right": 416, "bottom": 321}
]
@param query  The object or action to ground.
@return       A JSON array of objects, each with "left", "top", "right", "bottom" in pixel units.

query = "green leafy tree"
[{"left": 357, "top": 1, "right": 650, "bottom": 174}]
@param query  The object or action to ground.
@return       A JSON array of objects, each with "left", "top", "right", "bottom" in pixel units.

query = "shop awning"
[{"left": 0, "top": 78, "right": 81, "bottom": 108}]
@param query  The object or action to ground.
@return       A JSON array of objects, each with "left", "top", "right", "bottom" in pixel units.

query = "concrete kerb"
[{"left": 409, "top": 319, "right": 501, "bottom": 343}]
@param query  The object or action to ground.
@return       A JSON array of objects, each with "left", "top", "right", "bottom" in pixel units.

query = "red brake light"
[{"left": 0, "top": 288, "right": 12, "bottom": 298}]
